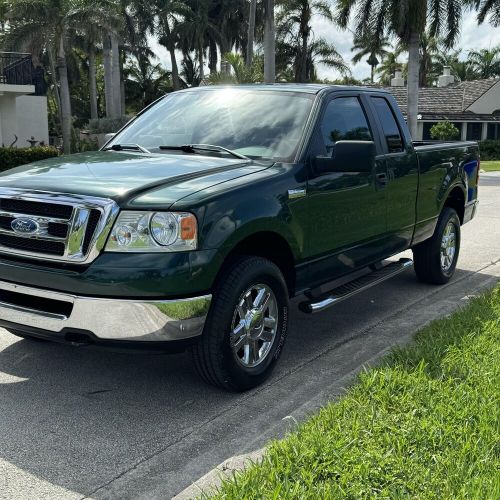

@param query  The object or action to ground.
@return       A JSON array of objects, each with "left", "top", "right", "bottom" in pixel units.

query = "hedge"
[
  {"left": 0, "top": 147, "right": 59, "bottom": 173},
  {"left": 479, "top": 140, "right": 500, "bottom": 161}
]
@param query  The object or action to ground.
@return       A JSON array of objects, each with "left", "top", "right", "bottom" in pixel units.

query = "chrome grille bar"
[{"left": 0, "top": 188, "right": 119, "bottom": 264}]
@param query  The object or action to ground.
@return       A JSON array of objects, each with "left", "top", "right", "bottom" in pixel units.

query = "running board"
[{"left": 299, "top": 258, "right": 414, "bottom": 314}]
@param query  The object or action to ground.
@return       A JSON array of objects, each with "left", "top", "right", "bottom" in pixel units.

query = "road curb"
[{"left": 172, "top": 448, "right": 265, "bottom": 499}]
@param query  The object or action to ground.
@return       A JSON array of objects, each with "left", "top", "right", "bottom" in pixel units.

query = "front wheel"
[
  {"left": 191, "top": 256, "right": 289, "bottom": 391},
  {"left": 412, "top": 207, "right": 461, "bottom": 285}
]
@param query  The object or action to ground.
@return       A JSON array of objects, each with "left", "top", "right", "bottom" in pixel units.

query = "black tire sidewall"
[
  {"left": 206, "top": 257, "right": 289, "bottom": 389},
  {"left": 432, "top": 208, "right": 461, "bottom": 281}
]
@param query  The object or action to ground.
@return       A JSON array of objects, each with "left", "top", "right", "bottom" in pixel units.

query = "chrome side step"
[{"left": 299, "top": 258, "right": 414, "bottom": 314}]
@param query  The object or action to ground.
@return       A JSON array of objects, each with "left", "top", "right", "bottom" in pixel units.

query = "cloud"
[{"left": 313, "top": 13, "right": 500, "bottom": 81}]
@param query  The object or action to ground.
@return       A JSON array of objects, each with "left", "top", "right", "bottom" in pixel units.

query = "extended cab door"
[
  {"left": 305, "top": 93, "right": 388, "bottom": 285},
  {"left": 367, "top": 95, "right": 419, "bottom": 252}
]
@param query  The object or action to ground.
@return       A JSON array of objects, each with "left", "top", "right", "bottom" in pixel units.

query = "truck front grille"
[
  {"left": 0, "top": 198, "right": 73, "bottom": 219},
  {"left": 0, "top": 189, "right": 119, "bottom": 264}
]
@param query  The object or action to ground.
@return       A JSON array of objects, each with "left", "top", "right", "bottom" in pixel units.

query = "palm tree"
[
  {"left": 376, "top": 50, "right": 402, "bottom": 86},
  {"left": 209, "top": 0, "right": 247, "bottom": 74},
  {"left": 3, "top": 0, "right": 99, "bottom": 153},
  {"left": 264, "top": 0, "right": 276, "bottom": 83},
  {"left": 466, "top": 0, "right": 500, "bottom": 26},
  {"left": 180, "top": 1, "right": 208, "bottom": 81},
  {"left": 467, "top": 46, "right": 500, "bottom": 79},
  {"left": 434, "top": 49, "right": 478, "bottom": 82},
  {"left": 156, "top": 0, "right": 191, "bottom": 91},
  {"left": 418, "top": 33, "right": 439, "bottom": 87},
  {"left": 351, "top": 33, "right": 390, "bottom": 83},
  {"left": 337, "top": 0, "right": 463, "bottom": 139},
  {"left": 247, "top": 0, "right": 257, "bottom": 66},
  {"left": 276, "top": 0, "right": 335, "bottom": 83}
]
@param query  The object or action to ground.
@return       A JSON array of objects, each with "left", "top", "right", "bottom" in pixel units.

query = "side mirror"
[{"left": 314, "top": 141, "right": 376, "bottom": 174}]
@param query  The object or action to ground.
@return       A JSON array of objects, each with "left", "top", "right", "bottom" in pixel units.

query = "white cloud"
[{"left": 313, "top": 13, "right": 500, "bottom": 81}]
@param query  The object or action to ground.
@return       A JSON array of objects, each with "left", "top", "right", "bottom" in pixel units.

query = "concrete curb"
[{"left": 173, "top": 448, "right": 265, "bottom": 499}]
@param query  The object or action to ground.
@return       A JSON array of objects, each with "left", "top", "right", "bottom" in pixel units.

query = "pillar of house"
[
  {"left": 481, "top": 123, "right": 488, "bottom": 141},
  {"left": 460, "top": 122, "right": 467, "bottom": 141},
  {"left": 417, "top": 122, "right": 424, "bottom": 141}
]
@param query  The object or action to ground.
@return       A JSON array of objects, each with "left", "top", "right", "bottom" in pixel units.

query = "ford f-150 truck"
[{"left": 0, "top": 85, "right": 479, "bottom": 391}]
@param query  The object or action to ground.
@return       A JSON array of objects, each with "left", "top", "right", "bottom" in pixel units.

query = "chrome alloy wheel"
[
  {"left": 230, "top": 284, "right": 278, "bottom": 368},
  {"left": 440, "top": 221, "right": 457, "bottom": 272}
]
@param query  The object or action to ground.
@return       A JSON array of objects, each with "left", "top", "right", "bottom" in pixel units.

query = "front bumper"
[{"left": 0, "top": 280, "right": 211, "bottom": 342}]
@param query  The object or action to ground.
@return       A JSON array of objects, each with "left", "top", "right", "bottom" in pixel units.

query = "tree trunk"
[
  {"left": 246, "top": 0, "right": 257, "bottom": 67},
  {"left": 407, "top": 31, "right": 420, "bottom": 140},
  {"left": 208, "top": 39, "right": 218, "bottom": 74},
  {"left": 111, "top": 32, "right": 122, "bottom": 118},
  {"left": 47, "top": 47, "right": 62, "bottom": 128},
  {"left": 198, "top": 41, "right": 205, "bottom": 81},
  {"left": 164, "top": 24, "right": 180, "bottom": 91},
  {"left": 57, "top": 35, "right": 72, "bottom": 154},
  {"left": 103, "top": 34, "right": 114, "bottom": 118},
  {"left": 371, "top": 64, "right": 375, "bottom": 83},
  {"left": 88, "top": 46, "right": 98, "bottom": 120},
  {"left": 120, "top": 51, "right": 126, "bottom": 115},
  {"left": 264, "top": 0, "right": 276, "bottom": 83},
  {"left": 220, "top": 34, "right": 230, "bottom": 74}
]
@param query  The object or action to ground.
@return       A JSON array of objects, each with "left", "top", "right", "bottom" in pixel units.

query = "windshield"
[{"left": 108, "top": 88, "right": 315, "bottom": 161}]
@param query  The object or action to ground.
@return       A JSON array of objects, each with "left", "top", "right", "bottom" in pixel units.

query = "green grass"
[
  {"left": 482, "top": 161, "right": 500, "bottom": 172},
  {"left": 208, "top": 285, "right": 500, "bottom": 499}
]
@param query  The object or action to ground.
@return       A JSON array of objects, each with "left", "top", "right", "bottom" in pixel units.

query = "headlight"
[{"left": 105, "top": 211, "right": 197, "bottom": 252}]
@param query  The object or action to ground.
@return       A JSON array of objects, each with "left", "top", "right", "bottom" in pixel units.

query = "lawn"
[
  {"left": 207, "top": 285, "right": 500, "bottom": 499},
  {"left": 482, "top": 161, "right": 500, "bottom": 172}
]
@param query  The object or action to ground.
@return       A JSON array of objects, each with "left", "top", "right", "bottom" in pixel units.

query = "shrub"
[
  {"left": 0, "top": 147, "right": 59, "bottom": 173},
  {"left": 86, "top": 116, "right": 131, "bottom": 134},
  {"left": 478, "top": 139, "right": 500, "bottom": 161},
  {"left": 430, "top": 121, "right": 460, "bottom": 140}
]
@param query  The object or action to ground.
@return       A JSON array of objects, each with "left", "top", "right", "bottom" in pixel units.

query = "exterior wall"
[
  {"left": 467, "top": 81, "right": 500, "bottom": 114},
  {"left": 16, "top": 95, "right": 49, "bottom": 146},
  {"left": 0, "top": 86, "right": 48, "bottom": 147},
  {"left": 0, "top": 94, "right": 18, "bottom": 147}
]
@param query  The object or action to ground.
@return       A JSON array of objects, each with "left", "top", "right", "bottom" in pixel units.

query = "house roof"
[{"left": 383, "top": 79, "right": 500, "bottom": 118}]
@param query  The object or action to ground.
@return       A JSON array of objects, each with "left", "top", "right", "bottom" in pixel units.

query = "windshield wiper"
[
  {"left": 104, "top": 143, "right": 152, "bottom": 154},
  {"left": 159, "top": 144, "right": 250, "bottom": 161}
]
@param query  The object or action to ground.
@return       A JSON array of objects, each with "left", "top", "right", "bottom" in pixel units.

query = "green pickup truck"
[{"left": 0, "top": 85, "right": 479, "bottom": 391}]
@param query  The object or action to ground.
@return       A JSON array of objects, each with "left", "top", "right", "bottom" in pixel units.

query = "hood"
[{"left": 0, "top": 151, "right": 267, "bottom": 206}]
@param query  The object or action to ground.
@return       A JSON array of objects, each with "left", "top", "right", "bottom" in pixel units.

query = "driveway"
[{"left": 1, "top": 173, "right": 499, "bottom": 500}]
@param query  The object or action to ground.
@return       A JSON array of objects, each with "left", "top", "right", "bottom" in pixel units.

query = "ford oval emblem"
[{"left": 11, "top": 217, "right": 39, "bottom": 235}]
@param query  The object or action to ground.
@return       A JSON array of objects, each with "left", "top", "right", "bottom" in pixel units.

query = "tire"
[
  {"left": 191, "top": 256, "right": 289, "bottom": 392},
  {"left": 412, "top": 207, "right": 461, "bottom": 285}
]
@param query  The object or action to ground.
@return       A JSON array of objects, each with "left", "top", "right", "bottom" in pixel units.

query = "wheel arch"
[
  {"left": 443, "top": 185, "right": 466, "bottom": 224},
  {"left": 217, "top": 230, "right": 297, "bottom": 297}
]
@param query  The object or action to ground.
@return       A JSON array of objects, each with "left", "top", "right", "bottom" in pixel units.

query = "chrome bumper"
[{"left": 0, "top": 280, "right": 211, "bottom": 342}]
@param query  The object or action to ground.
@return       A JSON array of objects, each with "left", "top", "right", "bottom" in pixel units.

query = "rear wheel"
[
  {"left": 413, "top": 207, "right": 461, "bottom": 285},
  {"left": 191, "top": 256, "right": 289, "bottom": 392}
]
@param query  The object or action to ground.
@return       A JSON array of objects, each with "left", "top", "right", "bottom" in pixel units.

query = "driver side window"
[{"left": 321, "top": 97, "right": 373, "bottom": 156}]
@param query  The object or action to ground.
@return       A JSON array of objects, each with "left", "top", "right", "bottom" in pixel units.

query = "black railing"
[{"left": 0, "top": 52, "right": 33, "bottom": 86}]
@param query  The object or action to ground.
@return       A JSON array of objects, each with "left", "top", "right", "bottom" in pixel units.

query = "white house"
[
  {"left": 0, "top": 52, "right": 49, "bottom": 148},
  {"left": 385, "top": 68, "right": 500, "bottom": 141}
]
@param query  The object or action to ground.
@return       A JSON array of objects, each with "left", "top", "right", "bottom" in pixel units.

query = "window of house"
[
  {"left": 371, "top": 97, "right": 404, "bottom": 153},
  {"left": 466, "top": 123, "right": 483, "bottom": 141},
  {"left": 321, "top": 97, "right": 372, "bottom": 156},
  {"left": 487, "top": 123, "right": 500, "bottom": 140},
  {"left": 423, "top": 122, "right": 437, "bottom": 140}
]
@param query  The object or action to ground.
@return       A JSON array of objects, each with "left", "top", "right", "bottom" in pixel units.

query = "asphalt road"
[{"left": 1, "top": 173, "right": 499, "bottom": 500}]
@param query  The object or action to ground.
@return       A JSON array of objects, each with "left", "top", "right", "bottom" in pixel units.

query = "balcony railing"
[{"left": 0, "top": 52, "right": 34, "bottom": 86}]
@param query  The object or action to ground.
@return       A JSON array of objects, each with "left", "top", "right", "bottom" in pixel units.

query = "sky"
[{"left": 150, "top": 9, "right": 500, "bottom": 82}]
